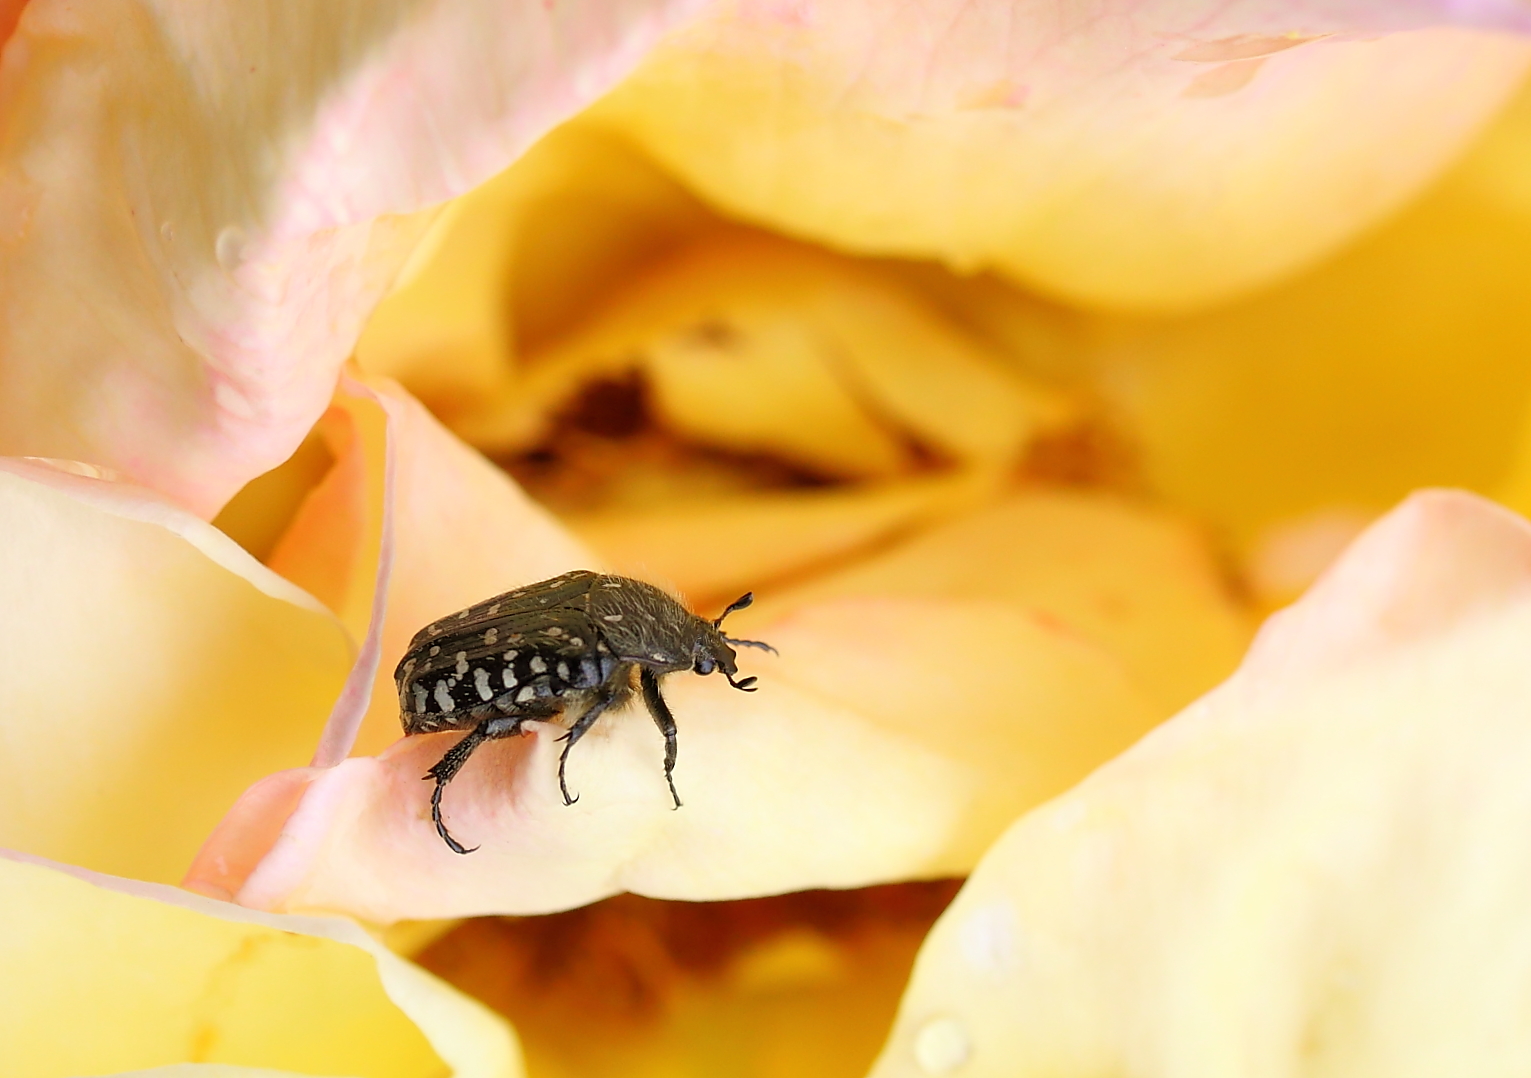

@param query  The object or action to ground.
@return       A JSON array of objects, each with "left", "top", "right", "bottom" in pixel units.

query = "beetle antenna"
[
  {"left": 713, "top": 592, "right": 754, "bottom": 628},
  {"left": 722, "top": 634, "right": 777, "bottom": 655},
  {"left": 726, "top": 672, "right": 759, "bottom": 692}
]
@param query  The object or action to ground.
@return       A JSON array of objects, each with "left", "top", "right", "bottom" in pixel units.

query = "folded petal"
[
  {"left": 1094, "top": 78, "right": 1531, "bottom": 547},
  {"left": 196, "top": 489, "right": 1246, "bottom": 922},
  {"left": 0, "top": 0, "right": 707, "bottom": 516},
  {"left": 263, "top": 373, "right": 597, "bottom": 762},
  {"left": 593, "top": 1, "right": 1531, "bottom": 311},
  {"left": 871, "top": 490, "right": 1531, "bottom": 1077},
  {"left": 0, "top": 849, "right": 517, "bottom": 1077},
  {"left": 187, "top": 374, "right": 595, "bottom": 899},
  {"left": 0, "top": 458, "right": 352, "bottom": 884}
]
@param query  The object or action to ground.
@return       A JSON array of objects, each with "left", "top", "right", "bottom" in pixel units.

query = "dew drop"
[
  {"left": 215, "top": 225, "right": 246, "bottom": 269},
  {"left": 913, "top": 1015, "right": 970, "bottom": 1075}
]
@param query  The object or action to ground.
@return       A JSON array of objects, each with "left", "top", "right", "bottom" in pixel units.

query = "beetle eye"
[{"left": 694, "top": 655, "right": 716, "bottom": 675}]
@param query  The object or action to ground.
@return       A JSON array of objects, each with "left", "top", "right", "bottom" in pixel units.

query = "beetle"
[{"left": 394, "top": 570, "right": 773, "bottom": 854}]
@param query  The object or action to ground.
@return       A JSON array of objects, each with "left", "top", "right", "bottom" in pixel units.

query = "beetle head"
[{"left": 695, "top": 591, "right": 776, "bottom": 691}]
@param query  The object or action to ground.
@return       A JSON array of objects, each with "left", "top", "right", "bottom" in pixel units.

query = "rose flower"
[{"left": 3, "top": 2, "right": 1531, "bottom": 1076}]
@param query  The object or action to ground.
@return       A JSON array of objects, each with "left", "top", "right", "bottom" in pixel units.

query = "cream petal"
[
  {"left": 748, "top": 491, "right": 1254, "bottom": 714},
  {"left": 870, "top": 490, "right": 1531, "bottom": 1076},
  {"left": 570, "top": 471, "right": 998, "bottom": 607},
  {"left": 1094, "top": 79, "right": 1531, "bottom": 549},
  {"left": 594, "top": 2, "right": 1531, "bottom": 311},
  {"left": 0, "top": 458, "right": 352, "bottom": 885},
  {"left": 0, "top": 0, "right": 707, "bottom": 516},
  {"left": 233, "top": 595, "right": 1161, "bottom": 921},
  {"left": 195, "top": 487, "right": 1247, "bottom": 921},
  {"left": 0, "top": 850, "right": 517, "bottom": 1077}
]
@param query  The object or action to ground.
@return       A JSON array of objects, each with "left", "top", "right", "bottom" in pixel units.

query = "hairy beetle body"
[{"left": 394, "top": 570, "right": 770, "bottom": 853}]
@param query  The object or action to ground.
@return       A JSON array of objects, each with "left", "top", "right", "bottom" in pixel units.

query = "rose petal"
[
  {"left": 1095, "top": 78, "right": 1531, "bottom": 546},
  {"left": 447, "top": 235, "right": 1059, "bottom": 477},
  {"left": 0, "top": 849, "right": 517, "bottom": 1077},
  {"left": 187, "top": 375, "right": 596, "bottom": 895},
  {"left": 269, "top": 373, "right": 598, "bottom": 761},
  {"left": 233, "top": 594, "right": 1160, "bottom": 921},
  {"left": 355, "top": 123, "right": 718, "bottom": 407},
  {"left": 0, "top": 458, "right": 352, "bottom": 884},
  {"left": 591, "top": 2, "right": 1531, "bottom": 311},
  {"left": 570, "top": 471, "right": 997, "bottom": 607},
  {"left": 749, "top": 491, "right": 1253, "bottom": 714},
  {"left": 870, "top": 490, "right": 1531, "bottom": 1076},
  {"left": 0, "top": 0, "right": 707, "bottom": 515},
  {"left": 202, "top": 488, "right": 1245, "bottom": 921}
]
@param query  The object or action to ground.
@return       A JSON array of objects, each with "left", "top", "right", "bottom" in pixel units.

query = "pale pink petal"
[
  {"left": 0, "top": 0, "right": 708, "bottom": 516},
  {"left": 871, "top": 489, "right": 1531, "bottom": 1076},
  {"left": 595, "top": 1, "right": 1531, "bottom": 310},
  {"left": 187, "top": 374, "right": 595, "bottom": 896},
  {"left": 193, "top": 490, "right": 1248, "bottom": 922},
  {"left": 235, "top": 596, "right": 1162, "bottom": 921}
]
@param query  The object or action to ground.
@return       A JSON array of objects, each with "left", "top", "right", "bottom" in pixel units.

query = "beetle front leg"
[{"left": 639, "top": 667, "right": 682, "bottom": 810}]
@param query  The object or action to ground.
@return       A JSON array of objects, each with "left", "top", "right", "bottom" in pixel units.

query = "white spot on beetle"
[
  {"left": 546, "top": 626, "right": 564, "bottom": 637},
  {"left": 516, "top": 685, "right": 536, "bottom": 703},
  {"left": 433, "top": 681, "right": 455, "bottom": 712},
  {"left": 484, "top": 627, "right": 499, "bottom": 646},
  {"left": 412, "top": 685, "right": 428, "bottom": 714},
  {"left": 473, "top": 668, "right": 493, "bottom": 701},
  {"left": 603, "top": 614, "right": 623, "bottom": 622},
  {"left": 569, "top": 637, "right": 583, "bottom": 648},
  {"left": 502, "top": 667, "right": 518, "bottom": 689},
  {"left": 529, "top": 655, "right": 547, "bottom": 675},
  {"left": 455, "top": 651, "right": 469, "bottom": 676},
  {"left": 429, "top": 645, "right": 441, "bottom": 657},
  {"left": 502, "top": 649, "right": 519, "bottom": 662},
  {"left": 557, "top": 662, "right": 570, "bottom": 680},
  {"left": 488, "top": 603, "right": 500, "bottom": 615}
]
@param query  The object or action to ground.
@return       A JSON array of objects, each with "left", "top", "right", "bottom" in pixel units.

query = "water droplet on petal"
[
  {"left": 913, "top": 1015, "right": 970, "bottom": 1075},
  {"left": 215, "top": 225, "right": 246, "bottom": 269}
]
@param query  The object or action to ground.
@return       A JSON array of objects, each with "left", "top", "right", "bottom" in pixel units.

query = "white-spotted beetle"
[{"left": 394, "top": 570, "right": 773, "bottom": 853}]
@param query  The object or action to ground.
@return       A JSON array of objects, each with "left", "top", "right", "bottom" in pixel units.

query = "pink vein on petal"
[{"left": 309, "top": 374, "right": 399, "bottom": 769}]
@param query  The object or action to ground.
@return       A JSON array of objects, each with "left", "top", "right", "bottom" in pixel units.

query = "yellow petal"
[
  {"left": 570, "top": 471, "right": 996, "bottom": 607},
  {"left": 593, "top": 5, "right": 1531, "bottom": 311},
  {"left": 0, "top": 459, "right": 352, "bottom": 884},
  {"left": 753, "top": 491, "right": 1252, "bottom": 714},
  {"left": 449, "top": 235, "right": 1060, "bottom": 478},
  {"left": 0, "top": 0, "right": 707, "bottom": 514},
  {"left": 0, "top": 851, "right": 516, "bottom": 1077},
  {"left": 1094, "top": 76, "right": 1531, "bottom": 548},
  {"left": 871, "top": 490, "right": 1531, "bottom": 1076}
]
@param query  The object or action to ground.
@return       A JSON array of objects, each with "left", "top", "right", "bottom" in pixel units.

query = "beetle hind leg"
[
  {"left": 423, "top": 710, "right": 546, "bottom": 854},
  {"left": 424, "top": 723, "right": 492, "bottom": 854}
]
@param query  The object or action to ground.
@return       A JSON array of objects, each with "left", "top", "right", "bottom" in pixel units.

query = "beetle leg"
[
  {"left": 639, "top": 667, "right": 682, "bottom": 810},
  {"left": 424, "top": 722, "right": 492, "bottom": 854},
  {"left": 555, "top": 690, "right": 619, "bottom": 807},
  {"left": 424, "top": 708, "right": 553, "bottom": 854}
]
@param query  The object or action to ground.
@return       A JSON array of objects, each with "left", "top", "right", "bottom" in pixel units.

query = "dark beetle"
[{"left": 394, "top": 570, "right": 772, "bottom": 854}]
